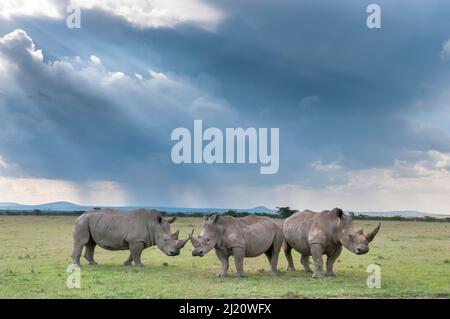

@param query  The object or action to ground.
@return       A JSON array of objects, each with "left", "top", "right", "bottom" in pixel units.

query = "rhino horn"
[
  {"left": 366, "top": 223, "right": 381, "bottom": 242},
  {"left": 188, "top": 229, "right": 200, "bottom": 248},
  {"left": 176, "top": 238, "right": 188, "bottom": 249},
  {"left": 171, "top": 229, "right": 179, "bottom": 240}
]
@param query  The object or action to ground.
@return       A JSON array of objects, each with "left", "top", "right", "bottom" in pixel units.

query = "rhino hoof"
[
  {"left": 236, "top": 272, "right": 247, "bottom": 278},
  {"left": 135, "top": 263, "right": 144, "bottom": 268},
  {"left": 216, "top": 272, "right": 228, "bottom": 278},
  {"left": 88, "top": 261, "right": 98, "bottom": 266},
  {"left": 326, "top": 272, "right": 336, "bottom": 277},
  {"left": 312, "top": 272, "right": 324, "bottom": 278},
  {"left": 287, "top": 267, "right": 296, "bottom": 272}
]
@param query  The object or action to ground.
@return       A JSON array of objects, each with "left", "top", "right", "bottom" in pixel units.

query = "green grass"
[{"left": 0, "top": 216, "right": 449, "bottom": 298}]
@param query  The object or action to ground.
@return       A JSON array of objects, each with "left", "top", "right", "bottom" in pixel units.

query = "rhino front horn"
[
  {"left": 189, "top": 229, "right": 201, "bottom": 248},
  {"left": 176, "top": 237, "right": 189, "bottom": 249},
  {"left": 366, "top": 223, "right": 381, "bottom": 242}
]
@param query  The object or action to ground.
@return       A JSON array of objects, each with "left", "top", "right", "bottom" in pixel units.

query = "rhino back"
[
  {"left": 224, "top": 216, "right": 279, "bottom": 257},
  {"left": 86, "top": 209, "right": 154, "bottom": 250}
]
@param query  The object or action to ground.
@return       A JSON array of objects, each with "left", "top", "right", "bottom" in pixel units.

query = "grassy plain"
[{"left": 0, "top": 216, "right": 448, "bottom": 298}]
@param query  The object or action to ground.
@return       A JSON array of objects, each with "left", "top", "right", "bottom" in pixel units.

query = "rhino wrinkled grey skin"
[
  {"left": 190, "top": 214, "right": 284, "bottom": 277},
  {"left": 71, "top": 208, "right": 189, "bottom": 267},
  {"left": 283, "top": 208, "right": 380, "bottom": 278}
]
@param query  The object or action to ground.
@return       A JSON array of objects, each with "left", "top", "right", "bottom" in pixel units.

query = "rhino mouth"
[
  {"left": 355, "top": 247, "right": 369, "bottom": 255},
  {"left": 168, "top": 250, "right": 180, "bottom": 256},
  {"left": 192, "top": 250, "right": 204, "bottom": 257}
]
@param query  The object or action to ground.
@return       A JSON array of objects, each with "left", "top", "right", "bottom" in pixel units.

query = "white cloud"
[
  {"left": 310, "top": 160, "right": 341, "bottom": 172},
  {"left": 149, "top": 69, "right": 168, "bottom": 80},
  {"left": 301, "top": 95, "right": 319, "bottom": 104},
  {"left": 0, "top": 153, "right": 126, "bottom": 205},
  {"left": 0, "top": 155, "right": 21, "bottom": 176},
  {"left": 90, "top": 55, "right": 101, "bottom": 64},
  {"left": 298, "top": 95, "right": 320, "bottom": 108},
  {"left": 104, "top": 71, "right": 126, "bottom": 82},
  {"left": 190, "top": 96, "right": 228, "bottom": 113},
  {"left": 428, "top": 150, "right": 450, "bottom": 170},
  {"left": 296, "top": 151, "right": 450, "bottom": 214},
  {"left": 73, "top": 0, "right": 224, "bottom": 30},
  {"left": 0, "top": 156, "right": 9, "bottom": 169},
  {"left": 0, "top": 176, "right": 128, "bottom": 205},
  {"left": 0, "top": 29, "right": 233, "bottom": 126},
  {"left": 0, "top": 29, "right": 43, "bottom": 63},
  {"left": 0, "top": 0, "right": 61, "bottom": 19},
  {"left": 441, "top": 39, "right": 450, "bottom": 60},
  {"left": 0, "top": 0, "right": 224, "bottom": 31}
]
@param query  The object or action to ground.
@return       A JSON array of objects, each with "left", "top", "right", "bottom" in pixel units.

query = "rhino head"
[
  {"left": 155, "top": 216, "right": 189, "bottom": 256},
  {"left": 332, "top": 208, "right": 381, "bottom": 255},
  {"left": 189, "top": 214, "right": 220, "bottom": 257}
]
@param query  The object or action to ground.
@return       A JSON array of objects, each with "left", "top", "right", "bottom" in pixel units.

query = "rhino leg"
[
  {"left": 215, "top": 249, "right": 229, "bottom": 277},
  {"left": 232, "top": 247, "right": 246, "bottom": 277},
  {"left": 283, "top": 241, "right": 296, "bottom": 272},
  {"left": 301, "top": 255, "right": 312, "bottom": 273},
  {"left": 267, "top": 231, "right": 283, "bottom": 274},
  {"left": 71, "top": 216, "right": 90, "bottom": 266},
  {"left": 84, "top": 242, "right": 98, "bottom": 265},
  {"left": 310, "top": 244, "right": 325, "bottom": 278},
  {"left": 123, "top": 254, "right": 133, "bottom": 266},
  {"left": 264, "top": 250, "right": 273, "bottom": 271},
  {"left": 130, "top": 242, "right": 144, "bottom": 267},
  {"left": 71, "top": 243, "right": 86, "bottom": 267},
  {"left": 325, "top": 245, "right": 342, "bottom": 276}
]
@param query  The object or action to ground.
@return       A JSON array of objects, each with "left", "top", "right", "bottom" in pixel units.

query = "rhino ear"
[
  {"left": 333, "top": 208, "right": 344, "bottom": 218},
  {"left": 210, "top": 214, "right": 219, "bottom": 223},
  {"left": 167, "top": 216, "right": 176, "bottom": 224},
  {"left": 357, "top": 228, "right": 363, "bottom": 235}
]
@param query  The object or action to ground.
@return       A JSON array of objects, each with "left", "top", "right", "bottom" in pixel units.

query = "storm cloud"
[{"left": 1, "top": 1, "right": 450, "bottom": 213}]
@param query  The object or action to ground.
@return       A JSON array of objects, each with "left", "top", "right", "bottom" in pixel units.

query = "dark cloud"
[{"left": 1, "top": 1, "right": 450, "bottom": 207}]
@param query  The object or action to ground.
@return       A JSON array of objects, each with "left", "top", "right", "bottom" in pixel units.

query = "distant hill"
[
  {"left": 0, "top": 201, "right": 276, "bottom": 214},
  {"left": 0, "top": 201, "right": 91, "bottom": 211},
  {"left": 0, "top": 202, "right": 448, "bottom": 217}
]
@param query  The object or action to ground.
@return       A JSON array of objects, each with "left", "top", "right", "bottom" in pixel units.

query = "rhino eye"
[
  {"left": 206, "top": 238, "right": 210, "bottom": 242},
  {"left": 164, "top": 238, "right": 168, "bottom": 242},
  {"left": 348, "top": 234, "right": 352, "bottom": 239}
]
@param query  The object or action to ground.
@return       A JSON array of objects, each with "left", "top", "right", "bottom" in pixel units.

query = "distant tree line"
[
  {"left": 0, "top": 208, "right": 449, "bottom": 223},
  {"left": 349, "top": 213, "right": 450, "bottom": 223},
  {"left": 0, "top": 210, "right": 85, "bottom": 216}
]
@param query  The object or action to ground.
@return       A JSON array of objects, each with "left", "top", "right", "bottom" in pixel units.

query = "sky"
[{"left": 1, "top": 0, "right": 450, "bottom": 214}]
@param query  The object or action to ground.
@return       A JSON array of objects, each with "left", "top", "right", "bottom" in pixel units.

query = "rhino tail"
[{"left": 273, "top": 227, "right": 285, "bottom": 252}]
